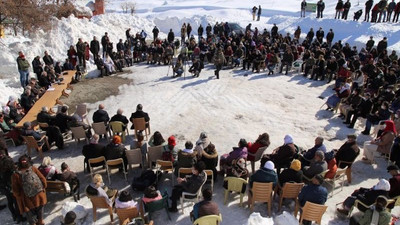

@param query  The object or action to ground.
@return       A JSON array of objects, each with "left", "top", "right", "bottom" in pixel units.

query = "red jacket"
[{"left": 324, "top": 158, "right": 337, "bottom": 179}]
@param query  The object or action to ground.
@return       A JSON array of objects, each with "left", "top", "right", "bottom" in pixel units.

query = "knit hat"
[
  {"left": 387, "top": 165, "right": 399, "bottom": 172},
  {"left": 168, "top": 136, "right": 176, "bottom": 146},
  {"left": 290, "top": 159, "right": 301, "bottom": 171},
  {"left": 112, "top": 135, "right": 121, "bottom": 144},
  {"left": 284, "top": 134, "right": 293, "bottom": 144},
  {"left": 264, "top": 160, "right": 275, "bottom": 170},
  {"left": 373, "top": 179, "right": 391, "bottom": 191}
]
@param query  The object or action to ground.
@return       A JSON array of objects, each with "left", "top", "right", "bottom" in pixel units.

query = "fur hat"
[
  {"left": 290, "top": 159, "right": 301, "bottom": 171},
  {"left": 373, "top": 179, "right": 391, "bottom": 191},
  {"left": 264, "top": 160, "right": 275, "bottom": 170},
  {"left": 284, "top": 134, "right": 293, "bottom": 144}
]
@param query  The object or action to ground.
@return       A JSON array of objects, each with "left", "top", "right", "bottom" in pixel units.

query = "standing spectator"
[
  {"left": 152, "top": 26, "right": 159, "bottom": 42},
  {"left": 342, "top": 0, "right": 352, "bottom": 20},
  {"left": 101, "top": 32, "right": 109, "bottom": 57},
  {"left": 326, "top": 29, "right": 335, "bottom": 47},
  {"left": 16, "top": 51, "right": 30, "bottom": 88},
  {"left": 377, "top": 0, "right": 388, "bottom": 22},
  {"left": 393, "top": 1, "right": 400, "bottom": 22},
  {"left": 32, "top": 56, "right": 43, "bottom": 78},
  {"left": 42, "top": 51, "right": 54, "bottom": 66},
  {"left": 387, "top": 0, "right": 396, "bottom": 21},
  {"left": 0, "top": 150, "right": 25, "bottom": 223},
  {"left": 306, "top": 28, "right": 315, "bottom": 44},
  {"left": 316, "top": 27, "right": 324, "bottom": 44},
  {"left": 335, "top": 0, "right": 344, "bottom": 19},
  {"left": 12, "top": 155, "right": 47, "bottom": 225},
  {"left": 213, "top": 48, "right": 226, "bottom": 79},
  {"left": 167, "top": 29, "right": 175, "bottom": 44},
  {"left": 257, "top": 5, "right": 262, "bottom": 21},
  {"left": 181, "top": 23, "right": 187, "bottom": 45},
  {"left": 187, "top": 23, "right": 192, "bottom": 38},
  {"left": 365, "top": 0, "right": 374, "bottom": 21},
  {"left": 301, "top": 0, "right": 307, "bottom": 17},
  {"left": 252, "top": 6, "right": 257, "bottom": 20},
  {"left": 67, "top": 45, "right": 77, "bottom": 67},
  {"left": 90, "top": 36, "right": 100, "bottom": 62},
  {"left": 317, "top": 0, "right": 325, "bottom": 18},
  {"left": 76, "top": 38, "right": 86, "bottom": 68},
  {"left": 366, "top": 36, "right": 375, "bottom": 52},
  {"left": 377, "top": 37, "right": 388, "bottom": 56},
  {"left": 197, "top": 24, "right": 203, "bottom": 40}
]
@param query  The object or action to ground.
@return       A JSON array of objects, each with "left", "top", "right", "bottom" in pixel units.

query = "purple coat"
[{"left": 226, "top": 147, "right": 248, "bottom": 164}]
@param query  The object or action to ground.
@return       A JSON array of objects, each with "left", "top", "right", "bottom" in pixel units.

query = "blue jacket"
[
  {"left": 298, "top": 184, "right": 328, "bottom": 207},
  {"left": 249, "top": 167, "right": 277, "bottom": 188}
]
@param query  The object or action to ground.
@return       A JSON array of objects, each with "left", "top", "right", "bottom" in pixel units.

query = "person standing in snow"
[
  {"left": 365, "top": 0, "right": 374, "bottom": 21},
  {"left": 90, "top": 36, "right": 100, "bottom": 62},
  {"left": 257, "top": 5, "right": 262, "bottom": 21},
  {"left": 152, "top": 26, "right": 159, "bottom": 42},
  {"left": 326, "top": 29, "right": 335, "bottom": 48},
  {"left": 252, "top": 6, "right": 257, "bottom": 20},
  {"left": 197, "top": 24, "right": 203, "bottom": 41},
  {"left": 186, "top": 23, "right": 192, "bottom": 39},
  {"left": 387, "top": 0, "right": 396, "bottom": 21},
  {"left": 101, "top": 32, "right": 109, "bottom": 58},
  {"left": 16, "top": 51, "right": 30, "bottom": 88},
  {"left": 167, "top": 29, "right": 175, "bottom": 44},
  {"left": 393, "top": 1, "right": 400, "bottom": 22},
  {"left": 342, "top": 0, "right": 352, "bottom": 20},
  {"left": 316, "top": 27, "right": 324, "bottom": 44},
  {"left": 213, "top": 48, "right": 226, "bottom": 79},
  {"left": 181, "top": 23, "right": 187, "bottom": 45},
  {"left": 301, "top": 0, "right": 307, "bottom": 17},
  {"left": 317, "top": 0, "right": 325, "bottom": 18},
  {"left": 335, "top": 0, "right": 344, "bottom": 19},
  {"left": 76, "top": 38, "right": 86, "bottom": 68}
]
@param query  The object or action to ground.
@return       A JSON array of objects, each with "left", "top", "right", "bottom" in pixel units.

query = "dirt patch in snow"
[{"left": 60, "top": 74, "right": 132, "bottom": 112}]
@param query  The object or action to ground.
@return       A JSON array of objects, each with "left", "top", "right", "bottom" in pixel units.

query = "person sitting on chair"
[
  {"left": 55, "top": 106, "right": 74, "bottom": 133},
  {"left": 38, "top": 156, "right": 58, "bottom": 180},
  {"left": 104, "top": 135, "right": 128, "bottom": 171},
  {"left": 57, "top": 162, "right": 79, "bottom": 195},
  {"left": 110, "top": 108, "right": 129, "bottom": 131},
  {"left": 334, "top": 134, "right": 360, "bottom": 184},
  {"left": 349, "top": 196, "right": 391, "bottom": 225},
  {"left": 261, "top": 134, "right": 297, "bottom": 174},
  {"left": 169, "top": 161, "right": 206, "bottom": 212},
  {"left": 279, "top": 159, "right": 303, "bottom": 187},
  {"left": 219, "top": 138, "right": 248, "bottom": 175},
  {"left": 302, "top": 150, "right": 327, "bottom": 179},
  {"left": 190, "top": 188, "right": 220, "bottom": 222},
  {"left": 129, "top": 104, "right": 150, "bottom": 130},
  {"left": 92, "top": 104, "right": 110, "bottom": 125},
  {"left": 299, "top": 136, "right": 326, "bottom": 167},
  {"left": 362, "top": 120, "right": 396, "bottom": 163},
  {"left": 142, "top": 185, "right": 162, "bottom": 204},
  {"left": 115, "top": 190, "right": 137, "bottom": 209},
  {"left": 337, "top": 179, "right": 390, "bottom": 216},
  {"left": 82, "top": 134, "right": 105, "bottom": 172},
  {"left": 85, "top": 174, "right": 117, "bottom": 207}
]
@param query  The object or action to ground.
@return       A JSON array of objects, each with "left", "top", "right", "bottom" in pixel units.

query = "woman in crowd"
[
  {"left": 363, "top": 120, "right": 396, "bottom": 163},
  {"left": 38, "top": 156, "right": 58, "bottom": 180},
  {"left": 115, "top": 190, "right": 137, "bottom": 209}
]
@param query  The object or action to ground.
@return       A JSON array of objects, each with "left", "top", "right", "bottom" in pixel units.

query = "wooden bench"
[
  {"left": 16, "top": 70, "right": 75, "bottom": 128},
  {"left": 46, "top": 180, "right": 80, "bottom": 202}
]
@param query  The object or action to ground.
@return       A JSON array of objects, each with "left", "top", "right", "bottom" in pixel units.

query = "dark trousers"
[
  {"left": 27, "top": 205, "right": 44, "bottom": 225},
  {"left": 170, "top": 185, "right": 184, "bottom": 208},
  {"left": 365, "top": 10, "right": 370, "bottom": 21},
  {"left": 5, "top": 190, "right": 21, "bottom": 220},
  {"left": 345, "top": 110, "right": 361, "bottom": 128}
]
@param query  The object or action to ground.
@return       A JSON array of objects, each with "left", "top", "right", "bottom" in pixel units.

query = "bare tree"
[{"left": 126, "top": 2, "right": 136, "bottom": 15}]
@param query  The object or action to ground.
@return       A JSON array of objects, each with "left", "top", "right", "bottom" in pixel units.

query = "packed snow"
[{"left": 0, "top": 0, "right": 400, "bottom": 224}]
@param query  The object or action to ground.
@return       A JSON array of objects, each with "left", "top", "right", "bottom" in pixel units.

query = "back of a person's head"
[
  {"left": 118, "top": 190, "right": 133, "bottom": 202},
  {"left": 61, "top": 106, "right": 68, "bottom": 113},
  {"left": 136, "top": 104, "right": 143, "bottom": 111},
  {"left": 202, "top": 188, "right": 213, "bottom": 201},
  {"left": 61, "top": 162, "right": 68, "bottom": 171},
  {"left": 144, "top": 185, "right": 158, "bottom": 198},
  {"left": 117, "top": 108, "right": 123, "bottom": 115},
  {"left": 42, "top": 156, "right": 52, "bottom": 167},
  {"left": 98, "top": 104, "right": 105, "bottom": 110},
  {"left": 153, "top": 131, "right": 165, "bottom": 146},
  {"left": 93, "top": 174, "right": 103, "bottom": 186},
  {"left": 64, "top": 211, "right": 77, "bottom": 225},
  {"left": 238, "top": 138, "right": 247, "bottom": 148},
  {"left": 185, "top": 141, "right": 193, "bottom": 150},
  {"left": 194, "top": 161, "right": 206, "bottom": 173},
  {"left": 375, "top": 196, "right": 388, "bottom": 212}
]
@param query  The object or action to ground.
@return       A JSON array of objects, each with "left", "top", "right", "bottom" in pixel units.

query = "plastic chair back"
[
  {"left": 225, "top": 177, "right": 247, "bottom": 193},
  {"left": 193, "top": 213, "right": 222, "bottom": 225},
  {"left": 116, "top": 207, "right": 139, "bottom": 225},
  {"left": 110, "top": 121, "right": 125, "bottom": 133},
  {"left": 147, "top": 145, "right": 163, "bottom": 168},
  {"left": 300, "top": 201, "right": 328, "bottom": 224},
  {"left": 252, "top": 182, "right": 273, "bottom": 202},
  {"left": 92, "top": 122, "right": 109, "bottom": 137},
  {"left": 281, "top": 182, "right": 304, "bottom": 199},
  {"left": 88, "top": 156, "right": 106, "bottom": 178},
  {"left": 126, "top": 148, "right": 142, "bottom": 170},
  {"left": 133, "top": 118, "right": 146, "bottom": 131},
  {"left": 178, "top": 167, "right": 193, "bottom": 178},
  {"left": 70, "top": 126, "right": 88, "bottom": 143},
  {"left": 204, "top": 170, "right": 214, "bottom": 192}
]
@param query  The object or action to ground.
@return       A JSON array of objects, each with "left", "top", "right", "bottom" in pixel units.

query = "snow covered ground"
[{"left": 0, "top": 0, "right": 400, "bottom": 224}]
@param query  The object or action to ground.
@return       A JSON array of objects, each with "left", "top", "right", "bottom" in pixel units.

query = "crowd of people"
[
  {"left": 4, "top": 4, "right": 400, "bottom": 223},
  {"left": 299, "top": 0, "right": 400, "bottom": 22}
]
